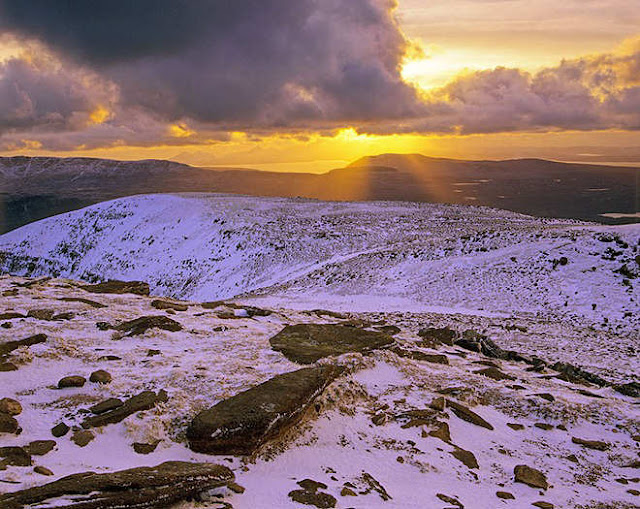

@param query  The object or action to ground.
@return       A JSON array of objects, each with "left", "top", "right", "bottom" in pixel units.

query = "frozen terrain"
[
  {"left": 0, "top": 194, "right": 638, "bottom": 334},
  {"left": 0, "top": 194, "right": 638, "bottom": 508}
]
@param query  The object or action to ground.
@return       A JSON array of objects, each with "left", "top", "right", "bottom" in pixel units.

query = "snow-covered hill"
[{"left": 0, "top": 194, "right": 638, "bottom": 334}]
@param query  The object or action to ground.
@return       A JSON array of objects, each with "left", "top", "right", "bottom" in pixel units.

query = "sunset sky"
[{"left": 1, "top": 0, "right": 639, "bottom": 172}]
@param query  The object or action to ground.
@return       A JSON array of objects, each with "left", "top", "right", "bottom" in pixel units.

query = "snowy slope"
[{"left": 0, "top": 193, "right": 638, "bottom": 334}]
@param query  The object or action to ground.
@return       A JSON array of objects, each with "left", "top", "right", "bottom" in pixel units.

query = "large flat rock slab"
[
  {"left": 269, "top": 324, "right": 394, "bottom": 364},
  {"left": 0, "top": 461, "right": 234, "bottom": 509},
  {"left": 187, "top": 365, "right": 343, "bottom": 455}
]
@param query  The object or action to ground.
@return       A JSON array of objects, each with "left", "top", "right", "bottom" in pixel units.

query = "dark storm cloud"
[{"left": 0, "top": 0, "right": 423, "bottom": 126}]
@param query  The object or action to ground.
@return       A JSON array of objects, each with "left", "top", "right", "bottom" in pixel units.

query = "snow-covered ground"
[
  {"left": 0, "top": 276, "right": 638, "bottom": 508},
  {"left": 0, "top": 194, "right": 638, "bottom": 334},
  {"left": 0, "top": 194, "right": 638, "bottom": 508}
]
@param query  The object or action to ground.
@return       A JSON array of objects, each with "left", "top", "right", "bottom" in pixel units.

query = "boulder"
[
  {"left": 571, "top": 437, "right": 610, "bottom": 451},
  {"left": 80, "top": 280, "right": 150, "bottom": 296},
  {"left": 446, "top": 400, "right": 494, "bottom": 430},
  {"left": 392, "top": 347, "right": 449, "bottom": 365},
  {"left": 0, "top": 446, "right": 31, "bottom": 466},
  {"left": 113, "top": 316, "right": 182, "bottom": 336},
  {"left": 58, "top": 375, "right": 86, "bottom": 389},
  {"left": 82, "top": 390, "right": 168, "bottom": 428},
  {"left": 151, "top": 299, "right": 189, "bottom": 312},
  {"left": 514, "top": 464, "right": 548, "bottom": 490},
  {"left": 89, "top": 370, "right": 112, "bottom": 384},
  {"left": 0, "top": 397, "right": 22, "bottom": 416},
  {"left": 450, "top": 447, "right": 478, "bottom": 469},
  {"left": 474, "top": 367, "right": 515, "bottom": 381},
  {"left": 71, "top": 430, "right": 95, "bottom": 447},
  {"left": 34, "top": 466, "right": 54, "bottom": 476},
  {"left": 0, "top": 412, "right": 20, "bottom": 434},
  {"left": 89, "top": 398, "right": 123, "bottom": 415},
  {"left": 0, "top": 333, "right": 47, "bottom": 356},
  {"left": 269, "top": 324, "right": 393, "bottom": 364},
  {"left": 187, "top": 365, "right": 343, "bottom": 455},
  {"left": 51, "top": 422, "right": 69, "bottom": 437},
  {"left": 0, "top": 461, "right": 234, "bottom": 509},
  {"left": 25, "top": 440, "right": 56, "bottom": 456}
]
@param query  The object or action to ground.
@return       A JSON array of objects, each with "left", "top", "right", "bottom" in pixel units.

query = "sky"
[{"left": 0, "top": 0, "right": 639, "bottom": 172}]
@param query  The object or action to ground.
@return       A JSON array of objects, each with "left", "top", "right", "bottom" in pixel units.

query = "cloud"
[{"left": 0, "top": 0, "right": 638, "bottom": 150}]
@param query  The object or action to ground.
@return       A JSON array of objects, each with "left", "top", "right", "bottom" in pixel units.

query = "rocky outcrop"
[
  {"left": 187, "top": 365, "right": 343, "bottom": 455},
  {"left": 80, "top": 280, "right": 150, "bottom": 296},
  {"left": 0, "top": 333, "right": 47, "bottom": 356},
  {"left": 269, "top": 324, "right": 393, "bottom": 364},
  {"left": 82, "top": 390, "right": 168, "bottom": 428},
  {"left": 0, "top": 461, "right": 234, "bottom": 509},
  {"left": 104, "top": 316, "right": 183, "bottom": 336},
  {"left": 514, "top": 464, "right": 548, "bottom": 490}
]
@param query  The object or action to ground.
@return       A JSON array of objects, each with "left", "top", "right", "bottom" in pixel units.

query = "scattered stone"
[
  {"left": 341, "top": 487, "right": 357, "bottom": 497},
  {"left": 429, "top": 421, "right": 452, "bottom": 443},
  {"left": 112, "top": 316, "right": 183, "bottom": 336},
  {"left": 496, "top": 491, "right": 515, "bottom": 499},
  {"left": 26, "top": 309, "right": 56, "bottom": 320},
  {"left": 532, "top": 502, "right": 554, "bottom": 509},
  {"left": 615, "top": 382, "right": 640, "bottom": 398},
  {"left": 507, "top": 423, "right": 525, "bottom": 430},
  {"left": 359, "top": 472, "right": 392, "bottom": 501},
  {"left": 0, "top": 446, "right": 31, "bottom": 466},
  {"left": 396, "top": 408, "right": 439, "bottom": 429},
  {"left": 188, "top": 365, "right": 343, "bottom": 455},
  {"left": 89, "top": 370, "right": 112, "bottom": 384},
  {"left": 437, "top": 493, "right": 464, "bottom": 507},
  {"left": 430, "top": 396, "right": 446, "bottom": 411},
  {"left": 571, "top": 437, "right": 610, "bottom": 451},
  {"left": 71, "top": 430, "right": 95, "bottom": 447},
  {"left": 566, "top": 454, "right": 579, "bottom": 463},
  {"left": 133, "top": 441, "right": 159, "bottom": 454},
  {"left": 0, "top": 398, "right": 22, "bottom": 416},
  {"left": 450, "top": 447, "right": 479, "bottom": 469},
  {"left": 59, "top": 297, "right": 107, "bottom": 308},
  {"left": 98, "top": 355, "right": 121, "bottom": 361},
  {"left": 80, "top": 280, "right": 150, "bottom": 296},
  {"left": 535, "top": 423, "right": 554, "bottom": 431},
  {"left": 147, "top": 349, "right": 162, "bottom": 356},
  {"left": 51, "top": 422, "right": 69, "bottom": 437},
  {"left": 535, "top": 393, "right": 555, "bottom": 402},
  {"left": 556, "top": 424, "right": 567, "bottom": 431},
  {"left": 58, "top": 375, "right": 86, "bottom": 389},
  {"left": 514, "top": 464, "right": 548, "bottom": 490},
  {"left": 446, "top": 400, "right": 494, "bottom": 430},
  {"left": 288, "top": 489, "right": 336, "bottom": 508},
  {"left": 0, "top": 333, "right": 47, "bottom": 356},
  {"left": 0, "top": 461, "right": 234, "bottom": 509},
  {"left": 392, "top": 347, "right": 449, "bottom": 364},
  {"left": 82, "top": 390, "right": 168, "bottom": 428},
  {"left": 628, "top": 489, "right": 639, "bottom": 496},
  {"left": 227, "top": 481, "right": 245, "bottom": 494},
  {"left": 151, "top": 299, "right": 189, "bottom": 311},
  {"left": 269, "top": 324, "right": 393, "bottom": 364},
  {"left": 25, "top": 441, "right": 56, "bottom": 456},
  {"left": 0, "top": 413, "right": 19, "bottom": 434},
  {"left": 371, "top": 412, "right": 387, "bottom": 426},
  {"left": 309, "top": 309, "right": 348, "bottom": 319},
  {"left": 33, "top": 466, "right": 54, "bottom": 476},
  {"left": 89, "top": 398, "right": 123, "bottom": 415},
  {"left": 0, "top": 312, "right": 25, "bottom": 320},
  {"left": 474, "top": 367, "right": 515, "bottom": 381}
]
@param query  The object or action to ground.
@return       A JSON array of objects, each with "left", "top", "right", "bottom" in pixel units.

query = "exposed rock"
[
  {"left": 535, "top": 423, "right": 554, "bottom": 431},
  {"left": 0, "top": 397, "right": 22, "bottom": 415},
  {"left": 0, "top": 461, "right": 234, "bottom": 509},
  {"left": 571, "top": 437, "right": 610, "bottom": 451},
  {"left": 0, "top": 312, "right": 25, "bottom": 320},
  {"left": 288, "top": 489, "right": 336, "bottom": 508},
  {"left": 25, "top": 440, "right": 56, "bottom": 456},
  {"left": 430, "top": 396, "right": 446, "bottom": 411},
  {"left": 417, "top": 326, "right": 458, "bottom": 346},
  {"left": 80, "top": 280, "right": 150, "bottom": 296},
  {"left": 436, "top": 493, "right": 464, "bottom": 507},
  {"left": 550, "top": 362, "right": 608, "bottom": 387},
  {"left": 341, "top": 487, "right": 357, "bottom": 497},
  {"left": 113, "top": 315, "right": 183, "bottom": 336},
  {"left": 535, "top": 393, "right": 555, "bottom": 402},
  {"left": 507, "top": 423, "right": 525, "bottom": 430},
  {"left": 0, "top": 446, "right": 31, "bottom": 466},
  {"left": 89, "top": 398, "right": 123, "bottom": 414},
  {"left": 375, "top": 325, "right": 401, "bottom": 335},
  {"left": 496, "top": 491, "right": 515, "bottom": 499},
  {"left": 450, "top": 447, "right": 479, "bottom": 469},
  {"left": 227, "top": 481, "right": 245, "bottom": 494},
  {"left": 446, "top": 400, "right": 494, "bottom": 430},
  {"left": 614, "top": 382, "right": 640, "bottom": 398},
  {"left": 269, "top": 324, "right": 393, "bottom": 364},
  {"left": 0, "top": 362, "right": 18, "bottom": 371},
  {"left": 532, "top": 502, "right": 554, "bottom": 509},
  {"left": 27, "top": 309, "right": 55, "bottom": 320},
  {"left": 392, "top": 347, "right": 449, "bottom": 365},
  {"left": 71, "top": 430, "right": 95, "bottom": 447},
  {"left": 51, "top": 422, "right": 69, "bottom": 437},
  {"left": 151, "top": 299, "right": 189, "bottom": 311},
  {"left": 298, "top": 479, "right": 328, "bottom": 492},
  {"left": 359, "top": 472, "right": 392, "bottom": 501},
  {"left": 429, "top": 421, "right": 452, "bottom": 443},
  {"left": 514, "top": 464, "right": 548, "bottom": 490},
  {"left": 395, "top": 408, "right": 439, "bottom": 429},
  {"left": 474, "top": 367, "right": 515, "bottom": 381},
  {"left": 188, "top": 365, "right": 343, "bottom": 455},
  {"left": 0, "top": 412, "right": 20, "bottom": 434},
  {"left": 59, "top": 297, "right": 107, "bottom": 308},
  {"left": 133, "top": 441, "right": 160, "bottom": 454},
  {"left": 82, "top": 390, "right": 168, "bottom": 428},
  {"left": 89, "top": 370, "right": 112, "bottom": 384},
  {"left": 0, "top": 333, "right": 47, "bottom": 356},
  {"left": 308, "top": 309, "right": 348, "bottom": 319},
  {"left": 34, "top": 466, "right": 54, "bottom": 476},
  {"left": 58, "top": 375, "right": 86, "bottom": 388}
]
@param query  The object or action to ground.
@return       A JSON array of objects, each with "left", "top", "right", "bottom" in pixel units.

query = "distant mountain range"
[{"left": 1, "top": 154, "right": 638, "bottom": 233}]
